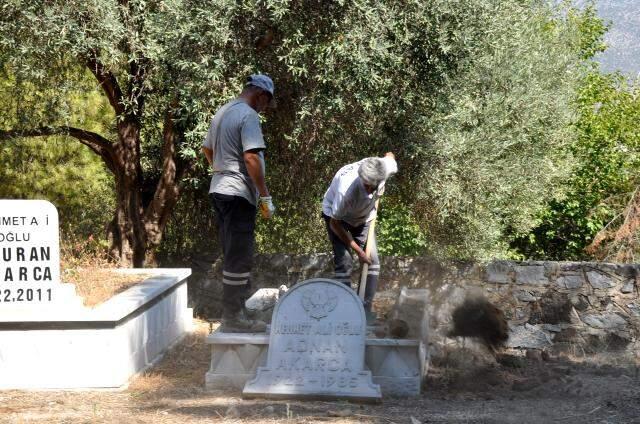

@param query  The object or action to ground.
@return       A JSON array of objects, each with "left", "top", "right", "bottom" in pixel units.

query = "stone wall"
[{"left": 189, "top": 254, "right": 640, "bottom": 358}]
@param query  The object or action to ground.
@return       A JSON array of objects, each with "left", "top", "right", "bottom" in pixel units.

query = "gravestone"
[
  {"left": 243, "top": 278, "right": 381, "bottom": 402},
  {"left": 0, "top": 199, "right": 82, "bottom": 317},
  {"left": 0, "top": 200, "right": 193, "bottom": 389}
]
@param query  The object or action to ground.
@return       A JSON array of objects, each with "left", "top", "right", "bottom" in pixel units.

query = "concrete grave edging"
[
  {"left": 0, "top": 268, "right": 193, "bottom": 389},
  {"left": 205, "top": 330, "right": 425, "bottom": 397}
]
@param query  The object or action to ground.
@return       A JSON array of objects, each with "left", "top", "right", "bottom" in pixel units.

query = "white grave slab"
[
  {"left": 243, "top": 278, "right": 381, "bottom": 402},
  {"left": 0, "top": 200, "right": 193, "bottom": 389},
  {"left": 0, "top": 199, "right": 83, "bottom": 318},
  {"left": 0, "top": 268, "right": 193, "bottom": 389}
]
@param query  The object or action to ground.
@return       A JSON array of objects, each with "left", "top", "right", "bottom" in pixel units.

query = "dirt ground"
[{"left": 2, "top": 319, "right": 640, "bottom": 424}]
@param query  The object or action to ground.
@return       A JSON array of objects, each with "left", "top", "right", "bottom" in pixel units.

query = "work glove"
[{"left": 259, "top": 196, "right": 275, "bottom": 219}]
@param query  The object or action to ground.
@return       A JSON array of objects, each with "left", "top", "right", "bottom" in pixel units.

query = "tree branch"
[
  {"left": 86, "top": 51, "right": 125, "bottom": 116},
  {"left": 127, "top": 57, "right": 147, "bottom": 121},
  {"left": 586, "top": 187, "right": 640, "bottom": 262},
  {"left": 114, "top": 0, "right": 147, "bottom": 121},
  {"left": 0, "top": 126, "right": 117, "bottom": 173}
]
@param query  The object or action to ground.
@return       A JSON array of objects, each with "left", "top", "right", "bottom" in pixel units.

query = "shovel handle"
[{"left": 358, "top": 198, "right": 380, "bottom": 300}]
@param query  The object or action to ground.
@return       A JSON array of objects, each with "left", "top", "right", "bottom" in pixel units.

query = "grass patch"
[
  {"left": 60, "top": 242, "right": 150, "bottom": 307},
  {"left": 64, "top": 267, "right": 150, "bottom": 307}
]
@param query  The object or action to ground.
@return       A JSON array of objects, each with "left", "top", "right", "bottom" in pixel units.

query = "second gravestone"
[
  {"left": 243, "top": 278, "right": 381, "bottom": 402},
  {"left": 0, "top": 199, "right": 82, "bottom": 318}
]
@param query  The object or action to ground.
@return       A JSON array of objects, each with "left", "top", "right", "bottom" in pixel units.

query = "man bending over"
[{"left": 321, "top": 152, "right": 397, "bottom": 317}]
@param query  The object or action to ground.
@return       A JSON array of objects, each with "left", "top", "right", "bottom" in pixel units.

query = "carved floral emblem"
[{"left": 301, "top": 288, "right": 338, "bottom": 320}]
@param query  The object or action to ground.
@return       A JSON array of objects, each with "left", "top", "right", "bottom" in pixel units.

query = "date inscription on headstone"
[
  {"left": 0, "top": 200, "right": 62, "bottom": 305},
  {"left": 243, "top": 278, "right": 381, "bottom": 401}
]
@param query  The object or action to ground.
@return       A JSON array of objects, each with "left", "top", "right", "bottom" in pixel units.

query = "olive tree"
[
  {"left": 1, "top": 0, "right": 589, "bottom": 264},
  {"left": 0, "top": 0, "right": 258, "bottom": 266},
  {"left": 251, "top": 0, "right": 589, "bottom": 259}
]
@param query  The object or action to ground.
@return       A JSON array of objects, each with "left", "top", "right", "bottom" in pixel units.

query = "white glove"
[{"left": 259, "top": 196, "right": 275, "bottom": 219}]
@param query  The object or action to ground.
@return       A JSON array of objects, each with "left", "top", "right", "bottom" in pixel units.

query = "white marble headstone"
[
  {"left": 243, "top": 278, "right": 381, "bottom": 401},
  {"left": 0, "top": 200, "right": 81, "bottom": 316}
]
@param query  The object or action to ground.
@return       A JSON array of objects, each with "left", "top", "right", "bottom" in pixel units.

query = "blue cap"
[{"left": 246, "top": 74, "right": 274, "bottom": 96}]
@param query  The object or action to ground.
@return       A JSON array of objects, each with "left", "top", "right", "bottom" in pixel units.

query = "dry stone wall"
[{"left": 189, "top": 254, "right": 640, "bottom": 358}]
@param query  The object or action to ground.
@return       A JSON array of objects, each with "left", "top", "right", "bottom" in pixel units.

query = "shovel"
[{"left": 357, "top": 188, "right": 383, "bottom": 323}]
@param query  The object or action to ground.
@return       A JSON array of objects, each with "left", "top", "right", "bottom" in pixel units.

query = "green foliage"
[
  {"left": 377, "top": 202, "right": 428, "bottom": 256},
  {"left": 255, "top": 205, "right": 327, "bottom": 255},
  {"left": 511, "top": 71, "right": 640, "bottom": 260},
  {"left": 249, "top": 0, "right": 593, "bottom": 259},
  {"left": 401, "top": 1, "right": 586, "bottom": 258},
  {"left": 0, "top": 67, "right": 115, "bottom": 243},
  {"left": 567, "top": 2, "right": 608, "bottom": 61},
  {"left": 0, "top": 136, "right": 115, "bottom": 240},
  {"left": 0, "top": 0, "right": 598, "bottom": 260}
]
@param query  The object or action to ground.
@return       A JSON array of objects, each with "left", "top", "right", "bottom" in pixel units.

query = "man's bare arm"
[
  {"left": 243, "top": 150, "right": 269, "bottom": 197},
  {"left": 329, "top": 218, "right": 372, "bottom": 265},
  {"left": 202, "top": 146, "right": 213, "bottom": 166}
]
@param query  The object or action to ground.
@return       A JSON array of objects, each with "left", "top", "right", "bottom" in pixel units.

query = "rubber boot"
[
  {"left": 221, "top": 308, "right": 267, "bottom": 333},
  {"left": 363, "top": 299, "right": 378, "bottom": 325},
  {"left": 220, "top": 284, "right": 266, "bottom": 333}
]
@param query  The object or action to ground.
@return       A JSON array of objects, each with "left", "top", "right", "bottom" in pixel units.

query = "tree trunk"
[
  {"left": 107, "top": 182, "right": 146, "bottom": 267},
  {"left": 1, "top": 39, "right": 187, "bottom": 267},
  {"left": 105, "top": 119, "right": 147, "bottom": 267},
  {"left": 105, "top": 113, "right": 186, "bottom": 268},
  {"left": 143, "top": 108, "right": 184, "bottom": 251}
]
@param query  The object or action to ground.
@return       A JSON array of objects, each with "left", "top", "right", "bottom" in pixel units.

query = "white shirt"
[{"left": 322, "top": 157, "right": 398, "bottom": 227}]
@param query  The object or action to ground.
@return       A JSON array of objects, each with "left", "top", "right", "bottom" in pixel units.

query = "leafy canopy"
[{"left": 1, "top": 0, "right": 595, "bottom": 259}]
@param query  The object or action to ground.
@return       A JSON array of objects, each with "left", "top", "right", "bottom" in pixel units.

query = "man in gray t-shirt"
[
  {"left": 202, "top": 98, "right": 266, "bottom": 206},
  {"left": 202, "top": 74, "right": 276, "bottom": 333}
]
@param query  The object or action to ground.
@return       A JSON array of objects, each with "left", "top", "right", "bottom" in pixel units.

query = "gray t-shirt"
[{"left": 202, "top": 99, "right": 266, "bottom": 205}]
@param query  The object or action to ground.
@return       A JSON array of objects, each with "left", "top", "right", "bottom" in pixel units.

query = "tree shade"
[{"left": 0, "top": 0, "right": 593, "bottom": 263}]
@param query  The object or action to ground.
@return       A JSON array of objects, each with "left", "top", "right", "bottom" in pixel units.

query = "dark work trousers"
[
  {"left": 210, "top": 193, "right": 257, "bottom": 318},
  {"left": 322, "top": 213, "right": 380, "bottom": 312}
]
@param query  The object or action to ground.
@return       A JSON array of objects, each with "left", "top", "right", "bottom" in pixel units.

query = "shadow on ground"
[
  {"left": 2, "top": 319, "right": 639, "bottom": 423},
  {"left": 122, "top": 319, "right": 640, "bottom": 423}
]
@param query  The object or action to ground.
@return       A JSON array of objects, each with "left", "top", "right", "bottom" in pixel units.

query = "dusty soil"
[{"left": 2, "top": 319, "right": 639, "bottom": 424}]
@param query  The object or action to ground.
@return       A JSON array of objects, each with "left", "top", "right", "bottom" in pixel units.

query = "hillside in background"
[{"left": 577, "top": 0, "right": 640, "bottom": 75}]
